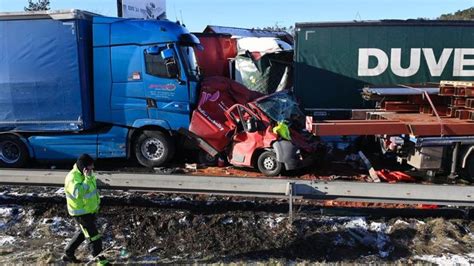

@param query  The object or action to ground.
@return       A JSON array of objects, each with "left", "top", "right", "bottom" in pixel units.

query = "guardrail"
[{"left": 0, "top": 169, "right": 472, "bottom": 207}]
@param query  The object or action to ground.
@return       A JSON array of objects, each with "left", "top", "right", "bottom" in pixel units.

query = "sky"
[{"left": 0, "top": 0, "right": 473, "bottom": 32}]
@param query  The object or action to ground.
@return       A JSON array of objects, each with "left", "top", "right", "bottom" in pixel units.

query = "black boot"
[{"left": 62, "top": 253, "right": 81, "bottom": 263}]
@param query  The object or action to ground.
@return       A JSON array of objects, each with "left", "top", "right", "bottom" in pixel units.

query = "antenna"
[
  {"left": 173, "top": 4, "right": 178, "bottom": 21},
  {"left": 180, "top": 10, "right": 185, "bottom": 26},
  {"left": 355, "top": 11, "right": 362, "bottom": 21}
]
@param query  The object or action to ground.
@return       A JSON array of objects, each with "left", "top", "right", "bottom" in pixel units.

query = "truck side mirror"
[
  {"left": 160, "top": 48, "right": 179, "bottom": 79},
  {"left": 160, "top": 48, "right": 174, "bottom": 60},
  {"left": 145, "top": 46, "right": 160, "bottom": 55}
]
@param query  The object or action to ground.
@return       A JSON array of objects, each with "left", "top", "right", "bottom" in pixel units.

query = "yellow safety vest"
[
  {"left": 64, "top": 164, "right": 100, "bottom": 216},
  {"left": 272, "top": 121, "right": 291, "bottom": 141}
]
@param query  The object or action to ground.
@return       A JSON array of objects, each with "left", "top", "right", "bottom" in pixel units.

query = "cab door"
[{"left": 142, "top": 44, "right": 191, "bottom": 130}]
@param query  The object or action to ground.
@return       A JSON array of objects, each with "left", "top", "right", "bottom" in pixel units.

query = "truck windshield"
[
  {"left": 179, "top": 46, "right": 200, "bottom": 81},
  {"left": 255, "top": 93, "right": 305, "bottom": 127}
]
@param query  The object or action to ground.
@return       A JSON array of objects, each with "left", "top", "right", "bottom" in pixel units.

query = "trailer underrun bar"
[{"left": 0, "top": 170, "right": 472, "bottom": 207}]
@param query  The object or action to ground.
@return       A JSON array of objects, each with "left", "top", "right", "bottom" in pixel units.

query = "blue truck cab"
[{"left": 0, "top": 10, "right": 201, "bottom": 167}]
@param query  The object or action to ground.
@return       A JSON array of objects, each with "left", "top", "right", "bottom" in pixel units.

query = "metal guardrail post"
[
  {"left": 449, "top": 142, "right": 461, "bottom": 179},
  {"left": 286, "top": 182, "right": 294, "bottom": 224}
]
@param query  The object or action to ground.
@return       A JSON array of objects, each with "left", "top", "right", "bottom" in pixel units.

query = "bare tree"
[
  {"left": 261, "top": 23, "right": 295, "bottom": 35},
  {"left": 24, "top": 0, "right": 51, "bottom": 11}
]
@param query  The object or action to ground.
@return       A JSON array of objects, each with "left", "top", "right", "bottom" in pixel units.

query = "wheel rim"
[
  {"left": 141, "top": 138, "right": 165, "bottom": 161},
  {"left": 263, "top": 156, "right": 276, "bottom": 170},
  {"left": 0, "top": 141, "right": 21, "bottom": 164}
]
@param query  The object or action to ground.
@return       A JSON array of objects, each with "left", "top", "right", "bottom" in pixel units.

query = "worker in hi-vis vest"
[{"left": 63, "top": 154, "right": 108, "bottom": 265}]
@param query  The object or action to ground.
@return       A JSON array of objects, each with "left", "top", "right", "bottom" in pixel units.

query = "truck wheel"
[
  {"left": 0, "top": 136, "right": 29, "bottom": 168},
  {"left": 134, "top": 131, "right": 175, "bottom": 168},
  {"left": 257, "top": 150, "right": 283, "bottom": 176},
  {"left": 461, "top": 154, "right": 474, "bottom": 182}
]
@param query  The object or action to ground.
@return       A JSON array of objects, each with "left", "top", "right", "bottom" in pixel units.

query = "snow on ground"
[
  {"left": 414, "top": 253, "right": 474, "bottom": 265},
  {"left": 40, "top": 217, "right": 75, "bottom": 237},
  {"left": 0, "top": 206, "right": 24, "bottom": 229},
  {"left": 0, "top": 186, "right": 472, "bottom": 264},
  {"left": 264, "top": 215, "right": 285, "bottom": 229},
  {"left": 0, "top": 235, "right": 16, "bottom": 246},
  {"left": 341, "top": 217, "right": 393, "bottom": 257},
  {"left": 0, "top": 207, "right": 13, "bottom": 217}
]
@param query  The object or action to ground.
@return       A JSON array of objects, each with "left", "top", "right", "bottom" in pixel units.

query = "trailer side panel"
[{"left": 295, "top": 21, "right": 474, "bottom": 109}]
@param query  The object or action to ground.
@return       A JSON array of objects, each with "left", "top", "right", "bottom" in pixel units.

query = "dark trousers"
[{"left": 65, "top": 213, "right": 103, "bottom": 257}]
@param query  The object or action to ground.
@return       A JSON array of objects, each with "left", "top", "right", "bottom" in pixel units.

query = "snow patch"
[
  {"left": 41, "top": 217, "right": 74, "bottom": 237},
  {"left": 0, "top": 208, "right": 13, "bottom": 217},
  {"left": 344, "top": 217, "right": 367, "bottom": 230},
  {"left": 221, "top": 217, "right": 233, "bottom": 225},
  {"left": 178, "top": 216, "right": 189, "bottom": 226},
  {"left": 344, "top": 218, "right": 393, "bottom": 258},
  {"left": 0, "top": 235, "right": 16, "bottom": 246},
  {"left": 265, "top": 216, "right": 285, "bottom": 229},
  {"left": 393, "top": 220, "right": 409, "bottom": 226},
  {"left": 369, "top": 222, "right": 387, "bottom": 233},
  {"left": 414, "top": 253, "right": 474, "bottom": 265},
  {"left": 172, "top": 197, "right": 185, "bottom": 202},
  {"left": 25, "top": 212, "right": 35, "bottom": 227},
  {"left": 0, "top": 207, "right": 24, "bottom": 230}
]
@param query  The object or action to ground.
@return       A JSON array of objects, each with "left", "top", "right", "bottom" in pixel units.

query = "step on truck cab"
[{"left": 0, "top": 10, "right": 202, "bottom": 167}]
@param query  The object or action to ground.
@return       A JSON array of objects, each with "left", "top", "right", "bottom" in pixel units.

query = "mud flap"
[{"left": 272, "top": 140, "right": 299, "bottom": 170}]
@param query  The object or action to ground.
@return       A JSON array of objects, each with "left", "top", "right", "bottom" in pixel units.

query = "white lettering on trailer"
[
  {"left": 453, "top": 48, "right": 474, "bottom": 77},
  {"left": 358, "top": 48, "right": 474, "bottom": 77},
  {"left": 423, "top": 48, "right": 452, "bottom": 76},
  {"left": 390, "top": 48, "right": 420, "bottom": 77},
  {"left": 358, "top": 48, "right": 388, "bottom": 76}
]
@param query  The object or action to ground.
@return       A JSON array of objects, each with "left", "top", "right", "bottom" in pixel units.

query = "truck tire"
[
  {"left": 0, "top": 135, "right": 29, "bottom": 168},
  {"left": 257, "top": 150, "right": 283, "bottom": 176},
  {"left": 134, "top": 131, "right": 175, "bottom": 168},
  {"left": 461, "top": 154, "right": 474, "bottom": 182}
]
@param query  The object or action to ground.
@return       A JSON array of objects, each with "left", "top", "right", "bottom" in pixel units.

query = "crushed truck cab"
[{"left": 185, "top": 77, "right": 317, "bottom": 176}]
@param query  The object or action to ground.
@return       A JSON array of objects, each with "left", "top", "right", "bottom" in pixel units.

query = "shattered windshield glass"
[{"left": 255, "top": 93, "right": 305, "bottom": 127}]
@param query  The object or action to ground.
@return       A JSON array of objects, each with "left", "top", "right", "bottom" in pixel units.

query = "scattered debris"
[
  {"left": 184, "top": 164, "right": 198, "bottom": 172},
  {"left": 358, "top": 151, "right": 381, "bottom": 182},
  {"left": 377, "top": 169, "right": 416, "bottom": 183},
  {"left": 148, "top": 246, "right": 158, "bottom": 253}
]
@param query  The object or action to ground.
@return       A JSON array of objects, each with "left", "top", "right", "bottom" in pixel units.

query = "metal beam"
[
  {"left": 0, "top": 169, "right": 473, "bottom": 206},
  {"left": 307, "top": 112, "right": 474, "bottom": 137},
  {"left": 0, "top": 170, "right": 474, "bottom": 206},
  {"left": 309, "top": 120, "right": 410, "bottom": 136}
]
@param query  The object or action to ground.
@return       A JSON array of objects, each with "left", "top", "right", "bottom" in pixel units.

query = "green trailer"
[{"left": 294, "top": 20, "right": 474, "bottom": 110}]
